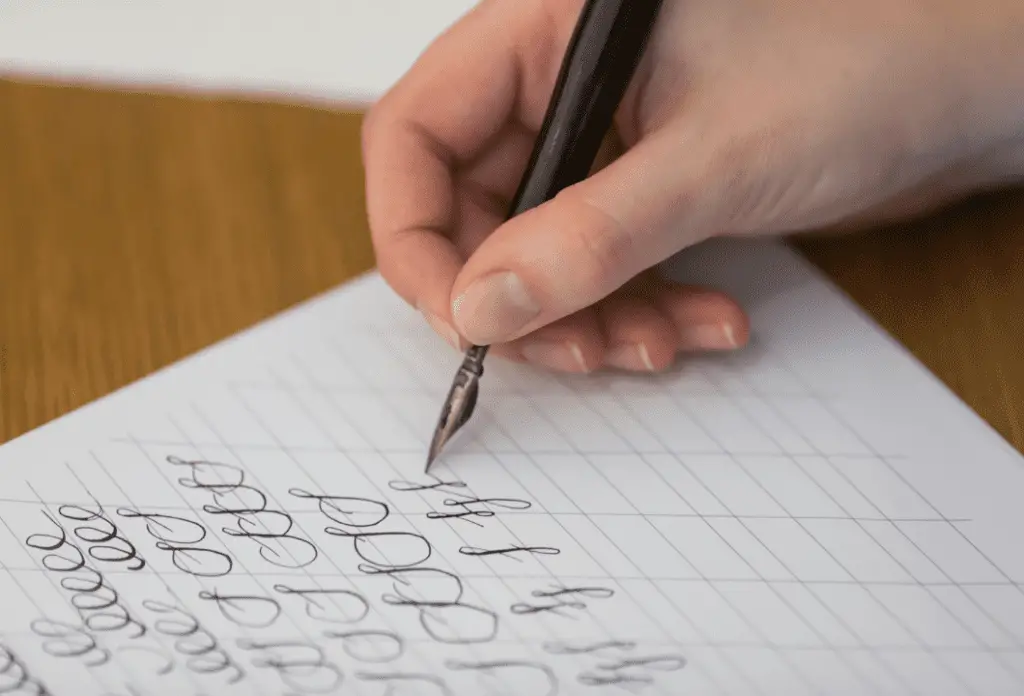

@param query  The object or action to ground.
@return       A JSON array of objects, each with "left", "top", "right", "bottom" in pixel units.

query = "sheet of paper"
[
  {"left": 1, "top": 237, "right": 1023, "bottom": 695},
  {"left": 0, "top": 0, "right": 478, "bottom": 106}
]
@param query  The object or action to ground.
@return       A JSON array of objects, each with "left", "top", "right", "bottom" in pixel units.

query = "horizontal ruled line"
[
  {"left": 0, "top": 497, "right": 964, "bottom": 523},
  {"left": 2, "top": 567, "right": 1018, "bottom": 586},
  {"left": 106, "top": 438, "right": 910, "bottom": 460},
  {"left": 0, "top": 629, "right": 1018, "bottom": 655}
]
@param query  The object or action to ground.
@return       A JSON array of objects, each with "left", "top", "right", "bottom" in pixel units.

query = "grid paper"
[{"left": 0, "top": 237, "right": 1022, "bottom": 696}]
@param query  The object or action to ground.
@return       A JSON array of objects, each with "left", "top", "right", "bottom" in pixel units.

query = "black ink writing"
[
  {"left": 218, "top": 513, "right": 317, "bottom": 569},
  {"left": 154, "top": 542, "right": 233, "bottom": 577},
  {"left": 235, "top": 639, "right": 342, "bottom": 694},
  {"left": 288, "top": 489, "right": 389, "bottom": 528},
  {"left": 25, "top": 513, "right": 146, "bottom": 640},
  {"left": 324, "top": 527, "right": 432, "bottom": 568},
  {"left": 323, "top": 630, "right": 404, "bottom": 664},
  {"left": 511, "top": 584, "right": 614, "bottom": 616},
  {"left": 304, "top": 484, "right": 500, "bottom": 646},
  {"left": 117, "top": 507, "right": 234, "bottom": 578},
  {"left": 426, "top": 497, "right": 531, "bottom": 528},
  {"left": 532, "top": 586, "right": 614, "bottom": 601},
  {"left": 458, "top": 545, "right": 560, "bottom": 559},
  {"left": 316, "top": 477, "right": 505, "bottom": 647},
  {"left": 197, "top": 590, "right": 281, "bottom": 629},
  {"left": 596, "top": 655, "right": 687, "bottom": 672},
  {"left": 57, "top": 505, "right": 145, "bottom": 572},
  {"left": 302, "top": 487, "right": 435, "bottom": 569},
  {"left": 445, "top": 659, "right": 558, "bottom": 696},
  {"left": 577, "top": 670, "right": 654, "bottom": 688},
  {"left": 0, "top": 643, "right": 51, "bottom": 695},
  {"left": 543, "top": 640, "right": 636, "bottom": 655},
  {"left": 427, "top": 506, "right": 495, "bottom": 525},
  {"left": 359, "top": 565, "right": 499, "bottom": 645},
  {"left": 28, "top": 619, "right": 109, "bottom": 668},
  {"left": 509, "top": 599, "right": 585, "bottom": 616},
  {"left": 577, "top": 654, "right": 687, "bottom": 688},
  {"left": 273, "top": 583, "right": 369, "bottom": 624},
  {"left": 142, "top": 599, "right": 245, "bottom": 684},
  {"left": 58, "top": 566, "right": 146, "bottom": 635},
  {"left": 116, "top": 509, "right": 208, "bottom": 545},
  {"left": 545, "top": 641, "right": 686, "bottom": 690},
  {"left": 166, "top": 455, "right": 318, "bottom": 569},
  {"left": 388, "top": 476, "right": 468, "bottom": 494}
]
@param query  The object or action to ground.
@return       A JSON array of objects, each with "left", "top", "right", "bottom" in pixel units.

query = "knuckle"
[
  {"left": 703, "top": 120, "right": 795, "bottom": 231},
  {"left": 560, "top": 191, "right": 634, "bottom": 291}
]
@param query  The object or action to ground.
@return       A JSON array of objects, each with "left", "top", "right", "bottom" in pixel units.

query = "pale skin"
[{"left": 362, "top": 0, "right": 1024, "bottom": 373}]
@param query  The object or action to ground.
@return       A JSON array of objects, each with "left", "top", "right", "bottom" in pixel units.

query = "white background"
[{"left": 0, "top": 0, "right": 480, "bottom": 105}]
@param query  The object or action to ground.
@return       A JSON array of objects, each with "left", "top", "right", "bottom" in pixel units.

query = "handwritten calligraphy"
[
  {"left": 196, "top": 590, "right": 282, "bottom": 629},
  {"left": 388, "top": 477, "right": 468, "bottom": 494},
  {"left": 28, "top": 619, "right": 109, "bottom": 668},
  {"left": 425, "top": 497, "right": 532, "bottom": 528},
  {"left": 458, "top": 544, "right": 560, "bottom": 559},
  {"left": 24, "top": 512, "right": 146, "bottom": 641},
  {"left": 369, "top": 565, "right": 500, "bottom": 645},
  {"left": 543, "top": 640, "right": 688, "bottom": 688},
  {"left": 57, "top": 506, "right": 145, "bottom": 572},
  {"left": 166, "top": 455, "right": 318, "bottom": 569},
  {"left": 235, "top": 639, "right": 342, "bottom": 694},
  {"left": 114, "top": 509, "right": 208, "bottom": 545},
  {"left": 577, "top": 654, "right": 688, "bottom": 688},
  {"left": 445, "top": 659, "right": 558, "bottom": 696},
  {"left": 117, "top": 507, "right": 233, "bottom": 578},
  {"left": 4, "top": 448, "right": 692, "bottom": 695},
  {"left": 141, "top": 598, "right": 245, "bottom": 683},
  {"left": 291, "top": 482, "right": 501, "bottom": 645},
  {"left": 323, "top": 629, "right": 404, "bottom": 664},
  {"left": 511, "top": 584, "right": 614, "bottom": 617},
  {"left": 0, "top": 644, "right": 50, "bottom": 695},
  {"left": 273, "top": 583, "right": 370, "bottom": 625}
]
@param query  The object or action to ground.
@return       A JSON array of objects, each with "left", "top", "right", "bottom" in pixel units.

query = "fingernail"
[
  {"left": 606, "top": 343, "right": 657, "bottom": 371},
  {"left": 521, "top": 341, "right": 589, "bottom": 373},
  {"left": 452, "top": 271, "right": 540, "bottom": 344},
  {"left": 680, "top": 321, "right": 738, "bottom": 351},
  {"left": 420, "top": 309, "right": 462, "bottom": 350}
]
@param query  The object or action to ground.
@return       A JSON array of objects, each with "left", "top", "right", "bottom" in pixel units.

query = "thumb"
[{"left": 449, "top": 130, "right": 729, "bottom": 345}]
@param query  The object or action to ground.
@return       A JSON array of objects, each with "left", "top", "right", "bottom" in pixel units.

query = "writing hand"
[{"left": 363, "top": 0, "right": 1024, "bottom": 373}]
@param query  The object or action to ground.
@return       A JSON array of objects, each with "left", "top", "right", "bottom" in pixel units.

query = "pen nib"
[{"left": 424, "top": 346, "right": 486, "bottom": 473}]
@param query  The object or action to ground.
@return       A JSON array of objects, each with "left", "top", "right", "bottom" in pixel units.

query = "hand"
[{"left": 362, "top": 0, "right": 1024, "bottom": 373}]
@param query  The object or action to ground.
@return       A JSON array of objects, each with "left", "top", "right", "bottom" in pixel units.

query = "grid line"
[
  {"left": 757, "top": 348, "right": 1024, "bottom": 685},
  {"left": 684, "top": 362, "right": 986, "bottom": 693},
  {"left": 1, "top": 311, "right": 1022, "bottom": 696},
  {"left": 336, "top": 329, "right": 719, "bottom": 696},
  {"left": 551, "top": 365, "right": 908, "bottom": 695}
]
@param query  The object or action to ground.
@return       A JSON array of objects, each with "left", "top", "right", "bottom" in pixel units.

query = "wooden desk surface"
[{"left": 2, "top": 78, "right": 1023, "bottom": 451}]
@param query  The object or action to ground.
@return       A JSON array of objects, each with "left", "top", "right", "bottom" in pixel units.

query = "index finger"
[{"left": 361, "top": 0, "right": 569, "bottom": 327}]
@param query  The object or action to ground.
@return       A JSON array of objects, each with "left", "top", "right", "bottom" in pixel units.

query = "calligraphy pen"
[{"left": 425, "top": 0, "right": 665, "bottom": 473}]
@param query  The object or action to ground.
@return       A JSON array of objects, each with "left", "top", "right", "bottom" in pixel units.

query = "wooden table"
[{"left": 2, "top": 78, "right": 1023, "bottom": 451}]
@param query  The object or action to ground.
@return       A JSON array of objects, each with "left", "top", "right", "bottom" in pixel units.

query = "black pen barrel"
[{"left": 506, "top": 0, "right": 664, "bottom": 219}]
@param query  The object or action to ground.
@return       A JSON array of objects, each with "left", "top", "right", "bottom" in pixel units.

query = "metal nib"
[{"left": 425, "top": 345, "right": 488, "bottom": 473}]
